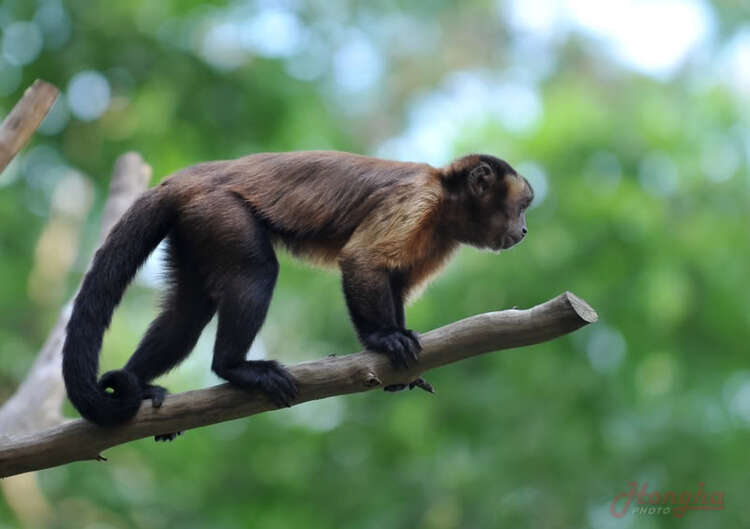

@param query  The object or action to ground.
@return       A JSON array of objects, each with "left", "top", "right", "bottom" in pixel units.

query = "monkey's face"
[
  {"left": 492, "top": 170, "right": 533, "bottom": 251},
  {"left": 447, "top": 156, "right": 534, "bottom": 251}
]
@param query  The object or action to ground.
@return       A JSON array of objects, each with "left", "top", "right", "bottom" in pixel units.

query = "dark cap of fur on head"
[{"left": 441, "top": 154, "right": 517, "bottom": 191}]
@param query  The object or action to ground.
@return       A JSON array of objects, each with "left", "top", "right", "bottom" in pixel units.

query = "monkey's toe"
[
  {"left": 253, "top": 360, "right": 299, "bottom": 408},
  {"left": 215, "top": 360, "right": 298, "bottom": 407},
  {"left": 403, "top": 329, "right": 423, "bottom": 351},
  {"left": 142, "top": 384, "right": 169, "bottom": 408},
  {"left": 384, "top": 377, "right": 435, "bottom": 393},
  {"left": 154, "top": 431, "right": 183, "bottom": 442},
  {"left": 409, "top": 377, "right": 435, "bottom": 393}
]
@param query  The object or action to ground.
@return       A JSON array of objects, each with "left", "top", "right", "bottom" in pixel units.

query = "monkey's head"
[{"left": 441, "top": 154, "right": 534, "bottom": 251}]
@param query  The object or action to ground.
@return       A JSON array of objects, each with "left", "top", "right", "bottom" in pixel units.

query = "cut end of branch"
[
  {"left": 28, "top": 79, "right": 59, "bottom": 101},
  {"left": 563, "top": 291, "right": 598, "bottom": 324},
  {"left": 0, "top": 79, "right": 60, "bottom": 174}
]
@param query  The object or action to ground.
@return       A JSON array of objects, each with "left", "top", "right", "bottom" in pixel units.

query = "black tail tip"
[
  {"left": 99, "top": 369, "right": 140, "bottom": 398},
  {"left": 73, "top": 369, "right": 143, "bottom": 427}
]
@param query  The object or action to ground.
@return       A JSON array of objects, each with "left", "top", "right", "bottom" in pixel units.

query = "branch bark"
[
  {"left": 0, "top": 292, "right": 597, "bottom": 478},
  {"left": 0, "top": 79, "right": 58, "bottom": 173}
]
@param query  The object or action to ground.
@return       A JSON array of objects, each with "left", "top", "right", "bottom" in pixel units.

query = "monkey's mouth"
[{"left": 499, "top": 234, "right": 524, "bottom": 250}]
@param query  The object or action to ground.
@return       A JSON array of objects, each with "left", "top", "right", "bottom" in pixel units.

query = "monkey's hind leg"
[
  {"left": 124, "top": 236, "right": 217, "bottom": 441},
  {"left": 209, "top": 208, "right": 298, "bottom": 407}
]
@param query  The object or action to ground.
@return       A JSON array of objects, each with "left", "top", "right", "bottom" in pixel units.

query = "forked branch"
[{"left": 0, "top": 79, "right": 58, "bottom": 172}]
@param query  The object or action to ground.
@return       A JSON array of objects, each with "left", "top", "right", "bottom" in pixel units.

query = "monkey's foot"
[
  {"left": 252, "top": 360, "right": 299, "bottom": 407},
  {"left": 217, "top": 360, "right": 299, "bottom": 408},
  {"left": 141, "top": 384, "right": 181, "bottom": 441},
  {"left": 384, "top": 377, "right": 435, "bottom": 393},
  {"left": 142, "top": 384, "right": 169, "bottom": 408},
  {"left": 154, "top": 431, "right": 183, "bottom": 442},
  {"left": 365, "top": 329, "right": 422, "bottom": 369}
]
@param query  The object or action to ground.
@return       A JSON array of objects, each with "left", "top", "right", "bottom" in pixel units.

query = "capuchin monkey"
[{"left": 62, "top": 151, "right": 534, "bottom": 433}]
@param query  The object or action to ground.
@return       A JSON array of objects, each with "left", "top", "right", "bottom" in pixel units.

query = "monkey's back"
[
  {"left": 163, "top": 151, "right": 439, "bottom": 265},
  {"left": 230, "top": 152, "right": 429, "bottom": 236}
]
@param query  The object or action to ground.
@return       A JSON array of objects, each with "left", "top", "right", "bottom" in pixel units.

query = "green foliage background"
[{"left": 1, "top": 1, "right": 749, "bottom": 528}]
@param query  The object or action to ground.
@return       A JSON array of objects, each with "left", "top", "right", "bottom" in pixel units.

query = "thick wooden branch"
[
  {"left": 0, "top": 80, "right": 58, "bottom": 173},
  {"left": 0, "top": 292, "right": 596, "bottom": 477}
]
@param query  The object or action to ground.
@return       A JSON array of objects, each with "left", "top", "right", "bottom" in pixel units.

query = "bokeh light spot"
[
  {"left": 332, "top": 32, "right": 383, "bottom": 93},
  {"left": 34, "top": 0, "right": 72, "bottom": 50},
  {"left": 0, "top": 58, "right": 21, "bottom": 96},
  {"left": 67, "top": 70, "right": 111, "bottom": 121},
  {"left": 638, "top": 152, "right": 679, "bottom": 197},
  {"left": 700, "top": 133, "right": 741, "bottom": 182},
  {"left": 585, "top": 151, "right": 622, "bottom": 192},
  {"left": 636, "top": 352, "right": 677, "bottom": 397},
  {"left": 241, "top": 8, "right": 303, "bottom": 58},
  {"left": 38, "top": 96, "right": 70, "bottom": 135},
  {"left": 586, "top": 323, "right": 627, "bottom": 374},
  {"left": 2, "top": 21, "right": 43, "bottom": 66},
  {"left": 515, "top": 161, "right": 548, "bottom": 208}
]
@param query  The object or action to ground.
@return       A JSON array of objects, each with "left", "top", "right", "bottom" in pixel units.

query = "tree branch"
[
  {"left": 0, "top": 292, "right": 597, "bottom": 477},
  {"left": 0, "top": 80, "right": 58, "bottom": 173}
]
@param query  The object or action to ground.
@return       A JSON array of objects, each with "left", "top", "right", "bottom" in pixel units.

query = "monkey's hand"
[
  {"left": 364, "top": 328, "right": 422, "bottom": 369},
  {"left": 247, "top": 360, "right": 299, "bottom": 408}
]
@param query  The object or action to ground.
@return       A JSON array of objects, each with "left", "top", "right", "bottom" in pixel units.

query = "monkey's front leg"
[{"left": 340, "top": 260, "right": 422, "bottom": 369}]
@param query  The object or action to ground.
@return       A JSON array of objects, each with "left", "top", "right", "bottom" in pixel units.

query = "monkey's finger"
[
  {"left": 286, "top": 375, "right": 299, "bottom": 395},
  {"left": 279, "top": 378, "right": 299, "bottom": 404},
  {"left": 385, "top": 338, "right": 409, "bottom": 369},
  {"left": 260, "top": 379, "right": 292, "bottom": 407},
  {"left": 267, "top": 390, "right": 292, "bottom": 408},
  {"left": 277, "top": 380, "right": 298, "bottom": 405},
  {"left": 261, "top": 363, "right": 299, "bottom": 406},
  {"left": 277, "top": 385, "right": 297, "bottom": 407},
  {"left": 398, "top": 347, "right": 410, "bottom": 369},
  {"left": 391, "top": 353, "right": 408, "bottom": 370},
  {"left": 404, "top": 330, "right": 423, "bottom": 351},
  {"left": 388, "top": 353, "right": 407, "bottom": 370},
  {"left": 407, "top": 344, "right": 419, "bottom": 363},
  {"left": 408, "top": 378, "right": 435, "bottom": 394},
  {"left": 397, "top": 335, "right": 419, "bottom": 363},
  {"left": 274, "top": 371, "right": 298, "bottom": 395}
]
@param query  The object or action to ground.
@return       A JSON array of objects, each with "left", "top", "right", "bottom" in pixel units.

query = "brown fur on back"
[
  {"left": 230, "top": 152, "right": 430, "bottom": 235},
  {"left": 165, "top": 151, "right": 449, "bottom": 272},
  {"left": 158, "top": 150, "right": 526, "bottom": 295}
]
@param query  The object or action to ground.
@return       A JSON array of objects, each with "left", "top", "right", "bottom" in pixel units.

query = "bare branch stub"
[{"left": 0, "top": 79, "right": 59, "bottom": 173}]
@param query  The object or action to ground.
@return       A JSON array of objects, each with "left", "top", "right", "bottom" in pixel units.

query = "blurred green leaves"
[{"left": 2, "top": 1, "right": 750, "bottom": 528}]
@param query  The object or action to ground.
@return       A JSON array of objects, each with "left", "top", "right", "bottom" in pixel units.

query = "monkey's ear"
[{"left": 468, "top": 162, "right": 493, "bottom": 196}]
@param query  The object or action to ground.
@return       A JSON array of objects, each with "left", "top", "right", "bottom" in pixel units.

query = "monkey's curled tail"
[{"left": 62, "top": 187, "right": 175, "bottom": 427}]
